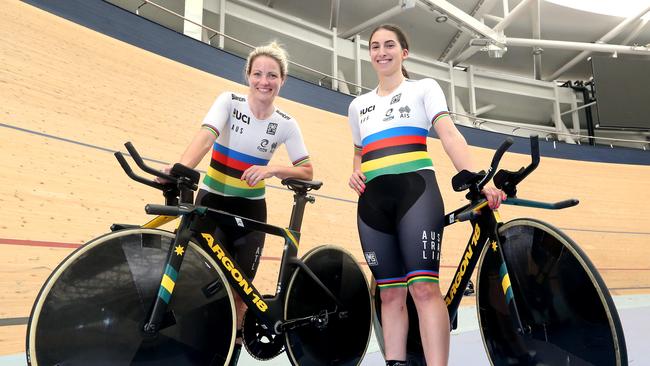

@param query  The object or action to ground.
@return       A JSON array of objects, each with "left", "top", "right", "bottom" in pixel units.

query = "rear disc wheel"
[{"left": 284, "top": 245, "right": 372, "bottom": 366}]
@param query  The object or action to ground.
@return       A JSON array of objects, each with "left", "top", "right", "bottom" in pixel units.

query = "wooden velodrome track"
[{"left": 1, "top": 0, "right": 649, "bottom": 357}]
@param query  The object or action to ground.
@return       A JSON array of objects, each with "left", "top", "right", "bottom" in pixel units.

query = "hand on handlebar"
[
  {"left": 154, "top": 165, "right": 173, "bottom": 184},
  {"left": 348, "top": 170, "right": 366, "bottom": 196},
  {"left": 481, "top": 185, "right": 507, "bottom": 209}
]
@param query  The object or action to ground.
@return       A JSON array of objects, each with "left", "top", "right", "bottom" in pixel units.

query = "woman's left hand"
[
  {"left": 241, "top": 165, "right": 276, "bottom": 187},
  {"left": 481, "top": 185, "right": 507, "bottom": 209}
]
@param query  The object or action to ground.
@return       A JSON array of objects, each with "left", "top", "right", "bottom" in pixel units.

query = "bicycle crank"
[{"left": 242, "top": 306, "right": 285, "bottom": 360}]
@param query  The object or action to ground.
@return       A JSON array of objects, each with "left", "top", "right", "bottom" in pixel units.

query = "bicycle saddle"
[{"left": 281, "top": 178, "right": 323, "bottom": 192}]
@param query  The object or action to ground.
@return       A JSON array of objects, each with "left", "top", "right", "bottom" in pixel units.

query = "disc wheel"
[
  {"left": 477, "top": 218, "right": 627, "bottom": 366},
  {"left": 26, "top": 228, "right": 236, "bottom": 366},
  {"left": 284, "top": 245, "right": 372, "bottom": 366},
  {"left": 242, "top": 296, "right": 285, "bottom": 361}
]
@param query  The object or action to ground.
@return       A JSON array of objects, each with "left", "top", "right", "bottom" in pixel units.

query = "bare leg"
[
  {"left": 380, "top": 286, "right": 409, "bottom": 361},
  {"left": 409, "top": 282, "right": 450, "bottom": 366},
  {"left": 228, "top": 292, "right": 247, "bottom": 366}
]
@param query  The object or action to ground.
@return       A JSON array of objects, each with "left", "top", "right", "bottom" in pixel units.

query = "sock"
[{"left": 386, "top": 360, "right": 407, "bottom": 366}]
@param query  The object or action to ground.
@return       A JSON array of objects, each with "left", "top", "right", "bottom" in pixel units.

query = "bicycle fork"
[{"left": 143, "top": 214, "right": 194, "bottom": 334}]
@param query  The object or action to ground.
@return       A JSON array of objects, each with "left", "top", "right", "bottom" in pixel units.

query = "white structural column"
[
  {"left": 448, "top": 61, "right": 456, "bottom": 113},
  {"left": 332, "top": 27, "right": 339, "bottom": 91},
  {"left": 355, "top": 35, "right": 362, "bottom": 95},
  {"left": 547, "top": 5, "right": 650, "bottom": 80},
  {"left": 219, "top": 0, "right": 226, "bottom": 48},
  {"left": 184, "top": 0, "right": 204, "bottom": 41},
  {"left": 468, "top": 65, "right": 477, "bottom": 115},
  {"left": 531, "top": 0, "right": 542, "bottom": 80}
]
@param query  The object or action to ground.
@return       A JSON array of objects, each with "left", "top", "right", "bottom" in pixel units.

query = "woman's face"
[
  {"left": 247, "top": 55, "right": 284, "bottom": 103},
  {"left": 369, "top": 28, "right": 409, "bottom": 77}
]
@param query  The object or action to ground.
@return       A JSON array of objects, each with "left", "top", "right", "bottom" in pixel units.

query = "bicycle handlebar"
[
  {"left": 124, "top": 142, "right": 177, "bottom": 183},
  {"left": 145, "top": 204, "right": 195, "bottom": 216},
  {"left": 114, "top": 150, "right": 165, "bottom": 190},
  {"left": 476, "top": 138, "right": 514, "bottom": 191}
]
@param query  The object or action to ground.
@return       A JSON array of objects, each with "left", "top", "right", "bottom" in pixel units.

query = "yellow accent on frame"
[
  {"left": 501, "top": 274, "right": 511, "bottom": 295},
  {"left": 161, "top": 274, "right": 175, "bottom": 293}
]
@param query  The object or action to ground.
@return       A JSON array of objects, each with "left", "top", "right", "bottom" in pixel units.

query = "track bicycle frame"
[
  {"left": 438, "top": 136, "right": 579, "bottom": 334},
  {"left": 113, "top": 143, "right": 344, "bottom": 337}
]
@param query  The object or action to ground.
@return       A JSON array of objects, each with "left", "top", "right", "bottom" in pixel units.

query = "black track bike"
[
  {"left": 26, "top": 142, "right": 373, "bottom": 365},
  {"left": 373, "top": 136, "right": 627, "bottom": 366}
]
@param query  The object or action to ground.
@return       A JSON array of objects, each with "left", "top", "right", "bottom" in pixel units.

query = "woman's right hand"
[
  {"left": 154, "top": 165, "right": 173, "bottom": 184},
  {"left": 349, "top": 170, "right": 366, "bottom": 196}
]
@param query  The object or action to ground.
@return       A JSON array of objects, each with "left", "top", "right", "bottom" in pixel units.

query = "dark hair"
[{"left": 369, "top": 24, "right": 410, "bottom": 78}]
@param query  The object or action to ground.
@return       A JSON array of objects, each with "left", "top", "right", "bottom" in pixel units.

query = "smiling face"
[
  {"left": 247, "top": 55, "right": 285, "bottom": 104},
  {"left": 369, "top": 28, "right": 409, "bottom": 78}
]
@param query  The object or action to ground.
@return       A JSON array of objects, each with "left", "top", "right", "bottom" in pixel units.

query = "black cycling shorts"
[
  {"left": 357, "top": 170, "right": 445, "bottom": 290},
  {"left": 195, "top": 189, "right": 267, "bottom": 280}
]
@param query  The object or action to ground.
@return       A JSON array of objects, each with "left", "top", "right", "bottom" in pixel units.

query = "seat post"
[{"left": 288, "top": 189, "right": 312, "bottom": 232}]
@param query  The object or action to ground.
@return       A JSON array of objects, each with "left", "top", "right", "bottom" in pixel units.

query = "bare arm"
[
  {"left": 178, "top": 128, "right": 217, "bottom": 169},
  {"left": 433, "top": 115, "right": 476, "bottom": 172},
  {"left": 434, "top": 115, "right": 505, "bottom": 208},
  {"left": 348, "top": 149, "right": 366, "bottom": 195}
]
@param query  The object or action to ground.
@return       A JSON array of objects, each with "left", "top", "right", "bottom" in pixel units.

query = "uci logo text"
[
  {"left": 360, "top": 105, "right": 375, "bottom": 115},
  {"left": 233, "top": 108, "right": 251, "bottom": 124}
]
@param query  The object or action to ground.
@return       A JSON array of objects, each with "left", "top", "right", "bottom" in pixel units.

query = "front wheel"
[
  {"left": 284, "top": 245, "right": 372, "bottom": 366},
  {"left": 477, "top": 218, "right": 627, "bottom": 366},
  {"left": 26, "top": 228, "right": 236, "bottom": 366}
]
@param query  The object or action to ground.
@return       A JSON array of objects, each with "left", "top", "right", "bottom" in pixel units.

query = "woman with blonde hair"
[{"left": 164, "top": 42, "right": 312, "bottom": 365}]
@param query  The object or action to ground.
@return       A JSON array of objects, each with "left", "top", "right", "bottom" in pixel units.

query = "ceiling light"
[{"left": 435, "top": 15, "right": 448, "bottom": 23}]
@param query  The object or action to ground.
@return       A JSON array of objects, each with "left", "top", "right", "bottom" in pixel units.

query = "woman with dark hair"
[{"left": 347, "top": 25, "right": 504, "bottom": 366}]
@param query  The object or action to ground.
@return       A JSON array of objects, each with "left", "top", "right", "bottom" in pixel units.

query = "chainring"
[{"left": 242, "top": 305, "right": 285, "bottom": 360}]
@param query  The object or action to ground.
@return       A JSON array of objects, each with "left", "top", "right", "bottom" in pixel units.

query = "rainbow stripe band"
[
  {"left": 376, "top": 270, "right": 439, "bottom": 289},
  {"left": 360, "top": 126, "right": 433, "bottom": 182},
  {"left": 201, "top": 124, "right": 220, "bottom": 138},
  {"left": 432, "top": 111, "right": 449, "bottom": 126},
  {"left": 292, "top": 156, "right": 311, "bottom": 167},
  {"left": 203, "top": 142, "right": 269, "bottom": 199}
]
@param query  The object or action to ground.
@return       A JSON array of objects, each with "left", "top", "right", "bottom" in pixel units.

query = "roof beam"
[
  {"left": 502, "top": 37, "right": 650, "bottom": 55},
  {"left": 452, "top": 0, "right": 535, "bottom": 65},
  {"left": 338, "top": 0, "right": 416, "bottom": 39},
  {"left": 418, "top": 0, "right": 502, "bottom": 43},
  {"left": 621, "top": 19, "right": 649, "bottom": 46},
  {"left": 547, "top": 5, "right": 650, "bottom": 80},
  {"left": 439, "top": 0, "right": 500, "bottom": 62}
]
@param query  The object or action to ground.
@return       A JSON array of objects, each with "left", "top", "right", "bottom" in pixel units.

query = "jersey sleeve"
[
  {"left": 422, "top": 79, "right": 450, "bottom": 126},
  {"left": 284, "top": 120, "right": 311, "bottom": 167},
  {"left": 347, "top": 100, "right": 363, "bottom": 152},
  {"left": 200, "top": 92, "right": 231, "bottom": 138}
]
